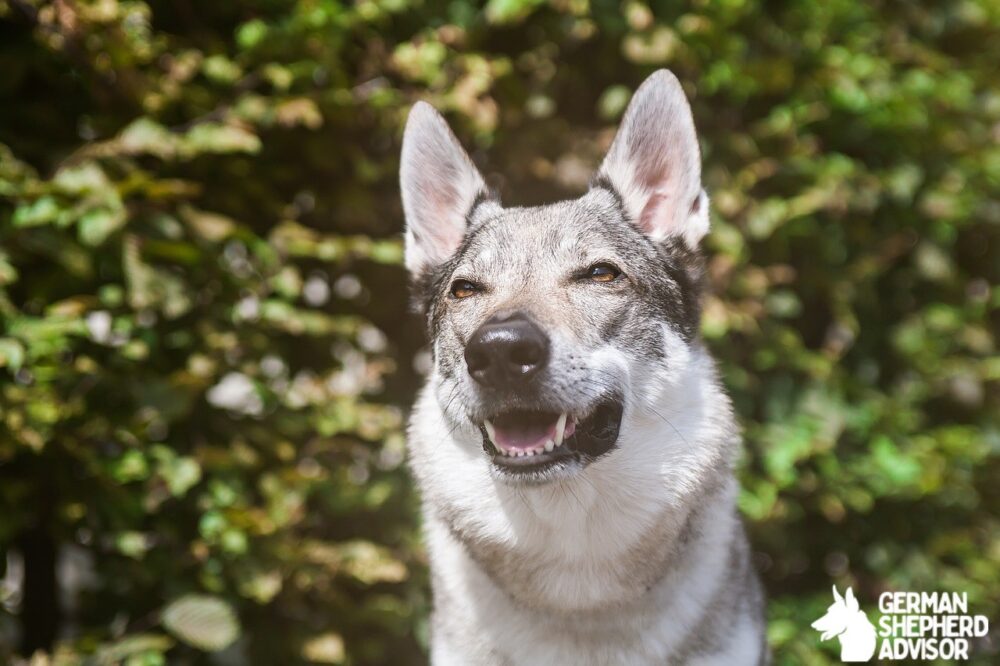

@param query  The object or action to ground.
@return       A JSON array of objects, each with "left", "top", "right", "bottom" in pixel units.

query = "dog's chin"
[{"left": 476, "top": 396, "right": 624, "bottom": 485}]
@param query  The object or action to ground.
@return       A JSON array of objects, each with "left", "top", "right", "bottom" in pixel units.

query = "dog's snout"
[{"left": 465, "top": 312, "right": 550, "bottom": 387}]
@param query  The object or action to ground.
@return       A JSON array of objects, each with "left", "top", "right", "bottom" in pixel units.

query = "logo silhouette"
[{"left": 812, "top": 586, "right": 877, "bottom": 662}]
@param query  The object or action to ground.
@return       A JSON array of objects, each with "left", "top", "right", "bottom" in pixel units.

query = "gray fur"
[{"left": 401, "top": 69, "right": 766, "bottom": 665}]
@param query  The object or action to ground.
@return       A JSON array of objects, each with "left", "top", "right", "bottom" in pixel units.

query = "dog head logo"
[{"left": 812, "top": 586, "right": 877, "bottom": 662}]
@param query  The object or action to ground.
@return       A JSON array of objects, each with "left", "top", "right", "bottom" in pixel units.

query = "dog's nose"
[{"left": 464, "top": 312, "right": 550, "bottom": 387}]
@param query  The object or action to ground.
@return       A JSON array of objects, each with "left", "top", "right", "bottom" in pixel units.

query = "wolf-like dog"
[{"left": 400, "top": 69, "right": 767, "bottom": 665}]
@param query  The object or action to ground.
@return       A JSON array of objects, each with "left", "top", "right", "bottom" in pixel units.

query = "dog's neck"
[{"left": 421, "top": 348, "right": 741, "bottom": 613}]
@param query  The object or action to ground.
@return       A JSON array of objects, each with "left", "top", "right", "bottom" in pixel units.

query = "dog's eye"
[
  {"left": 450, "top": 279, "right": 479, "bottom": 299},
  {"left": 587, "top": 263, "right": 621, "bottom": 282}
]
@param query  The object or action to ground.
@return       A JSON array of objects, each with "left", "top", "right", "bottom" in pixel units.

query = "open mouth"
[{"left": 478, "top": 397, "right": 624, "bottom": 479}]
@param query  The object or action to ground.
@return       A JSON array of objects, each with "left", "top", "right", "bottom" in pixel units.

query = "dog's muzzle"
[
  {"left": 462, "top": 310, "right": 624, "bottom": 482},
  {"left": 477, "top": 396, "right": 624, "bottom": 483}
]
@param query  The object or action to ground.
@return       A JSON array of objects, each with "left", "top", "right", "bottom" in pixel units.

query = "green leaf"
[
  {"left": 119, "top": 118, "right": 177, "bottom": 158},
  {"left": 872, "top": 436, "right": 922, "bottom": 488},
  {"left": 183, "top": 123, "right": 261, "bottom": 155},
  {"left": 302, "top": 632, "right": 345, "bottom": 663},
  {"left": 79, "top": 206, "right": 126, "bottom": 246},
  {"left": 94, "top": 633, "right": 174, "bottom": 664},
  {"left": 116, "top": 532, "right": 152, "bottom": 559},
  {"left": 0, "top": 338, "right": 25, "bottom": 371},
  {"left": 339, "top": 541, "right": 408, "bottom": 585},
  {"left": 202, "top": 55, "right": 242, "bottom": 84},
  {"left": 368, "top": 240, "right": 404, "bottom": 264},
  {"left": 162, "top": 594, "right": 240, "bottom": 652},
  {"left": 484, "top": 0, "right": 543, "bottom": 24},
  {"left": 54, "top": 162, "right": 110, "bottom": 193},
  {"left": 180, "top": 204, "right": 236, "bottom": 242},
  {"left": 0, "top": 250, "right": 18, "bottom": 286},
  {"left": 236, "top": 19, "right": 268, "bottom": 49},
  {"left": 597, "top": 85, "right": 630, "bottom": 120},
  {"left": 13, "top": 195, "right": 60, "bottom": 227},
  {"left": 622, "top": 26, "right": 678, "bottom": 64},
  {"left": 152, "top": 447, "right": 202, "bottom": 497}
]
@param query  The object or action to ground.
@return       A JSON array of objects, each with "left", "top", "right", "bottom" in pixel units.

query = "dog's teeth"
[
  {"left": 484, "top": 420, "right": 497, "bottom": 446},
  {"left": 544, "top": 439, "right": 554, "bottom": 452},
  {"left": 555, "top": 413, "right": 568, "bottom": 446}
]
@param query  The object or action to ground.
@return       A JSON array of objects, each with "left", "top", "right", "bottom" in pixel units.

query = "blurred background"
[{"left": 0, "top": 0, "right": 998, "bottom": 664}]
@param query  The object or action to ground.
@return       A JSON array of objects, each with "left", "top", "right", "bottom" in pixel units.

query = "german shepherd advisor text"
[{"left": 400, "top": 69, "right": 767, "bottom": 665}]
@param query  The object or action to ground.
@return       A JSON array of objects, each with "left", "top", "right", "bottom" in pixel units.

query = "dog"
[
  {"left": 812, "top": 586, "right": 877, "bottom": 662},
  {"left": 400, "top": 69, "right": 767, "bottom": 665}
]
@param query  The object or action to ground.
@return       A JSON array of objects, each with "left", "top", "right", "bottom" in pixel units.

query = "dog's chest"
[
  {"left": 440, "top": 474, "right": 695, "bottom": 612},
  {"left": 426, "top": 476, "right": 746, "bottom": 660},
  {"left": 427, "top": 499, "right": 741, "bottom": 666}
]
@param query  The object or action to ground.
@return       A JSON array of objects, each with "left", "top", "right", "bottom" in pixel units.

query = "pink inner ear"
[
  {"left": 427, "top": 185, "right": 466, "bottom": 254},
  {"left": 638, "top": 189, "right": 679, "bottom": 237}
]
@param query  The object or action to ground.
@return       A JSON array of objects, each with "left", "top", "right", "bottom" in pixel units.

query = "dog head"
[
  {"left": 401, "top": 70, "right": 709, "bottom": 484},
  {"left": 812, "top": 586, "right": 861, "bottom": 641}
]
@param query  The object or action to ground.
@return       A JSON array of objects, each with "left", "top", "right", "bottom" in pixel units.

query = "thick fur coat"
[{"left": 401, "top": 70, "right": 767, "bottom": 665}]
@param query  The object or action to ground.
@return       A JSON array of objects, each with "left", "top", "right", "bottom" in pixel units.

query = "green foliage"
[
  {"left": 0, "top": 0, "right": 997, "bottom": 664},
  {"left": 162, "top": 595, "right": 240, "bottom": 653}
]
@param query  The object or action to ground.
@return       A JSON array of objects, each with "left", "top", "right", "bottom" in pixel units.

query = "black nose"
[{"left": 464, "top": 312, "right": 550, "bottom": 387}]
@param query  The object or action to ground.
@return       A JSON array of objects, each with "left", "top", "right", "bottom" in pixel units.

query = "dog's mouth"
[{"left": 478, "top": 396, "right": 624, "bottom": 481}]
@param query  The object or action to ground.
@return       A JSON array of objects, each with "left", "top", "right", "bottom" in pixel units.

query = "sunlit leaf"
[
  {"left": 183, "top": 123, "right": 261, "bottom": 155},
  {"left": 162, "top": 595, "right": 240, "bottom": 652}
]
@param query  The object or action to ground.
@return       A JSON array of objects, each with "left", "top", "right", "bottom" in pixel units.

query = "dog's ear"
[
  {"left": 845, "top": 587, "right": 859, "bottom": 612},
  {"left": 595, "top": 69, "right": 707, "bottom": 248},
  {"left": 833, "top": 585, "right": 844, "bottom": 605},
  {"left": 400, "top": 102, "right": 488, "bottom": 276}
]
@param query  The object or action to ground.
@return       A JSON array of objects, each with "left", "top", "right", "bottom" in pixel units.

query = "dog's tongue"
[
  {"left": 488, "top": 411, "right": 575, "bottom": 452},
  {"left": 492, "top": 419, "right": 555, "bottom": 451}
]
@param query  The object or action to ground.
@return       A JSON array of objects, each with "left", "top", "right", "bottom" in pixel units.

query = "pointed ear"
[
  {"left": 845, "top": 587, "right": 859, "bottom": 612},
  {"left": 400, "top": 102, "right": 488, "bottom": 276},
  {"left": 833, "top": 585, "right": 844, "bottom": 604},
  {"left": 595, "top": 69, "right": 706, "bottom": 248}
]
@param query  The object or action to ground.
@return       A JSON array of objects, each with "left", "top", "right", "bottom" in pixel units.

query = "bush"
[{"left": 0, "top": 0, "right": 997, "bottom": 664}]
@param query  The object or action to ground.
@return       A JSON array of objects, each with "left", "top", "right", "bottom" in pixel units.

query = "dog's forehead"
[{"left": 460, "top": 196, "right": 623, "bottom": 274}]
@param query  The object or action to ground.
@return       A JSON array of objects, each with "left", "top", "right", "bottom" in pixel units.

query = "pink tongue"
[
  {"left": 491, "top": 418, "right": 576, "bottom": 452},
  {"left": 493, "top": 422, "right": 555, "bottom": 451}
]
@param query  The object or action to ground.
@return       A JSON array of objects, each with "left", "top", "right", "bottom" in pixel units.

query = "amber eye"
[
  {"left": 587, "top": 263, "right": 621, "bottom": 282},
  {"left": 450, "top": 279, "right": 479, "bottom": 299}
]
